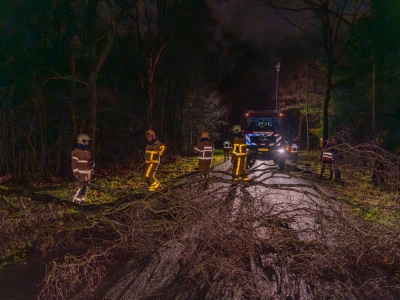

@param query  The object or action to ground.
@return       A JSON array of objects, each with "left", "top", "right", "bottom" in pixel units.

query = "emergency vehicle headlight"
[{"left": 278, "top": 148, "right": 285, "bottom": 154}]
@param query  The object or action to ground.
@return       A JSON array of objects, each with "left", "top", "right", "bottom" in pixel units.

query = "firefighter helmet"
[
  {"left": 232, "top": 125, "right": 241, "bottom": 133},
  {"left": 201, "top": 131, "right": 210, "bottom": 139},
  {"left": 145, "top": 129, "right": 156, "bottom": 139},
  {"left": 77, "top": 134, "right": 91, "bottom": 145}
]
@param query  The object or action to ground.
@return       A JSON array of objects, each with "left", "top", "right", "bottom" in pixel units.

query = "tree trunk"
[
  {"left": 89, "top": 81, "right": 98, "bottom": 154},
  {"left": 306, "top": 112, "right": 310, "bottom": 154},
  {"left": 88, "top": 21, "right": 116, "bottom": 156},
  {"left": 297, "top": 113, "right": 303, "bottom": 148},
  {"left": 371, "top": 55, "right": 376, "bottom": 136},
  {"left": 179, "top": 90, "right": 184, "bottom": 152},
  {"left": 323, "top": 69, "right": 333, "bottom": 141},
  {"left": 145, "top": 44, "right": 166, "bottom": 130},
  {"left": 162, "top": 82, "right": 170, "bottom": 141}
]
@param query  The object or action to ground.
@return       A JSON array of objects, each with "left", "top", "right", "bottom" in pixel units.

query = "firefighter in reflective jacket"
[
  {"left": 223, "top": 140, "right": 232, "bottom": 162},
  {"left": 319, "top": 138, "right": 334, "bottom": 179},
  {"left": 71, "top": 134, "right": 94, "bottom": 203},
  {"left": 231, "top": 125, "right": 249, "bottom": 181},
  {"left": 145, "top": 129, "right": 166, "bottom": 192},
  {"left": 194, "top": 132, "right": 214, "bottom": 178}
]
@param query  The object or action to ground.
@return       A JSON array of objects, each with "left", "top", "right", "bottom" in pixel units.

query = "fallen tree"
[{"left": 1, "top": 140, "right": 400, "bottom": 299}]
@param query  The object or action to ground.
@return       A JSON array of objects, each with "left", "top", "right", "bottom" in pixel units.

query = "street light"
[{"left": 275, "top": 62, "right": 280, "bottom": 111}]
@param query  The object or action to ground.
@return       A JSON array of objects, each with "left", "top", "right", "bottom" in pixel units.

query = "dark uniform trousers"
[
  {"left": 198, "top": 159, "right": 212, "bottom": 177},
  {"left": 223, "top": 141, "right": 232, "bottom": 162}
]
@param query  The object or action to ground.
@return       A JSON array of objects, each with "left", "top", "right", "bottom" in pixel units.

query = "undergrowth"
[
  {"left": 297, "top": 151, "right": 400, "bottom": 228},
  {"left": 0, "top": 151, "right": 225, "bottom": 269}
]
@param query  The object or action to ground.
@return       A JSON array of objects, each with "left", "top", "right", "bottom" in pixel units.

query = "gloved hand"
[
  {"left": 74, "top": 173, "right": 80, "bottom": 180},
  {"left": 89, "top": 159, "right": 95, "bottom": 170}
]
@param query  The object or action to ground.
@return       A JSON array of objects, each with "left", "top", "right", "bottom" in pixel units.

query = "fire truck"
[{"left": 241, "top": 110, "right": 298, "bottom": 169}]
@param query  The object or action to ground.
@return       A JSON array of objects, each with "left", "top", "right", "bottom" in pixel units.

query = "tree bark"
[
  {"left": 162, "top": 82, "right": 170, "bottom": 141},
  {"left": 297, "top": 113, "right": 303, "bottom": 148},
  {"left": 88, "top": 21, "right": 116, "bottom": 155},
  {"left": 371, "top": 54, "right": 376, "bottom": 136},
  {"left": 145, "top": 44, "right": 166, "bottom": 129}
]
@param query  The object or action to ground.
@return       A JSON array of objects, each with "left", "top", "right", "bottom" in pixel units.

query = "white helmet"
[
  {"left": 77, "top": 134, "right": 91, "bottom": 145},
  {"left": 232, "top": 125, "right": 241, "bottom": 133}
]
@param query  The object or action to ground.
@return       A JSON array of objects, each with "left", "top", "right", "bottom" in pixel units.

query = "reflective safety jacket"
[
  {"left": 232, "top": 136, "right": 247, "bottom": 158},
  {"left": 223, "top": 140, "right": 232, "bottom": 149},
  {"left": 145, "top": 140, "right": 166, "bottom": 164},
  {"left": 71, "top": 147, "right": 93, "bottom": 177},
  {"left": 321, "top": 144, "right": 333, "bottom": 162},
  {"left": 194, "top": 139, "right": 214, "bottom": 160}
]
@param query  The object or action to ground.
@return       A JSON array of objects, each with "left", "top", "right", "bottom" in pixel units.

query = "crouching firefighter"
[
  {"left": 194, "top": 131, "right": 214, "bottom": 178},
  {"left": 145, "top": 129, "right": 166, "bottom": 192},
  {"left": 71, "top": 134, "right": 95, "bottom": 203},
  {"left": 231, "top": 125, "right": 249, "bottom": 182}
]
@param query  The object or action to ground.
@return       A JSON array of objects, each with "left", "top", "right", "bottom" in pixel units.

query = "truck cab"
[{"left": 241, "top": 110, "right": 298, "bottom": 169}]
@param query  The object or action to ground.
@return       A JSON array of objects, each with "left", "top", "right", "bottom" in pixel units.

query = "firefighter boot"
[{"left": 148, "top": 179, "right": 161, "bottom": 192}]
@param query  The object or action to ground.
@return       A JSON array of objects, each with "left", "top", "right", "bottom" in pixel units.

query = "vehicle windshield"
[{"left": 245, "top": 117, "right": 283, "bottom": 131}]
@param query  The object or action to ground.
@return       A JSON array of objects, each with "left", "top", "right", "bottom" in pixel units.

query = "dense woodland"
[
  {"left": 2, "top": 1, "right": 400, "bottom": 299},
  {"left": 0, "top": 0, "right": 400, "bottom": 176}
]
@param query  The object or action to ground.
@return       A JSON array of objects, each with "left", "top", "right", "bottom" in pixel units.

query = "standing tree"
[
  {"left": 280, "top": 62, "right": 324, "bottom": 152},
  {"left": 124, "top": 0, "right": 168, "bottom": 128},
  {"left": 266, "top": 0, "right": 368, "bottom": 140},
  {"left": 44, "top": 0, "right": 129, "bottom": 155},
  {"left": 182, "top": 90, "right": 227, "bottom": 152},
  {"left": 335, "top": 0, "right": 400, "bottom": 138}
]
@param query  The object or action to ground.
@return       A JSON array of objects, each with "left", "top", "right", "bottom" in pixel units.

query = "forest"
[
  {"left": 0, "top": 0, "right": 400, "bottom": 176},
  {"left": 1, "top": 0, "right": 400, "bottom": 299}
]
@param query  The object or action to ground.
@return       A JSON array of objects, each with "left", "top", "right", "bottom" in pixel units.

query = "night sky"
[{"left": 207, "top": 0, "right": 302, "bottom": 120}]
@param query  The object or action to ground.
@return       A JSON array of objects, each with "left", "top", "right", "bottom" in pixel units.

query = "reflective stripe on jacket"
[
  {"left": 145, "top": 140, "right": 166, "bottom": 164},
  {"left": 223, "top": 140, "right": 232, "bottom": 149},
  {"left": 71, "top": 148, "right": 92, "bottom": 175},
  {"left": 194, "top": 140, "right": 214, "bottom": 160},
  {"left": 322, "top": 145, "right": 333, "bottom": 162},
  {"left": 232, "top": 136, "right": 247, "bottom": 157}
]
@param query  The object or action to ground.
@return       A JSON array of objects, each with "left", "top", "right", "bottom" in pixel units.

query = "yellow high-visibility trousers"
[
  {"left": 145, "top": 163, "right": 160, "bottom": 192},
  {"left": 232, "top": 156, "right": 248, "bottom": 181}
]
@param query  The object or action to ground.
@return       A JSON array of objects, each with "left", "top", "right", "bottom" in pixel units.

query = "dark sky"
[
  {"left": 208, "top": 0, "right": 289, "bottom": 54},
  {"left": 207, "top": 0, "right": 299, "bottom": 119}
]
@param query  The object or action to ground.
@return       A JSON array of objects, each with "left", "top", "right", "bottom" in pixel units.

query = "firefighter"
[
  {"left": 71, "top": 134, "right": 95, "bottom": 203},
  {"left": 223, "top": 139, "right": 232, "bottom": 162},
  {"left": 144, "top": 129, "right": 166, "bottom": 192},
  {"left": 319, "top": 138, "right": 334, "bottom": 179},
  {"left": 231, "top": 125, "right": 249, "bottom": 181},
  {"left": 194, "top": 131, "right": 215, "bottom": 178}
]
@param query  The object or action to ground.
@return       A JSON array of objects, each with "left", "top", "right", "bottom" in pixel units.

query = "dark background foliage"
[{"left": 0, "top": 0, "right": 400, "bottom": 177}]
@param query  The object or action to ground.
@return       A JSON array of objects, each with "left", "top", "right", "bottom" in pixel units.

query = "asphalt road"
[{"left": 79, "top": 159, "right": 338, "bottom": 300}]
